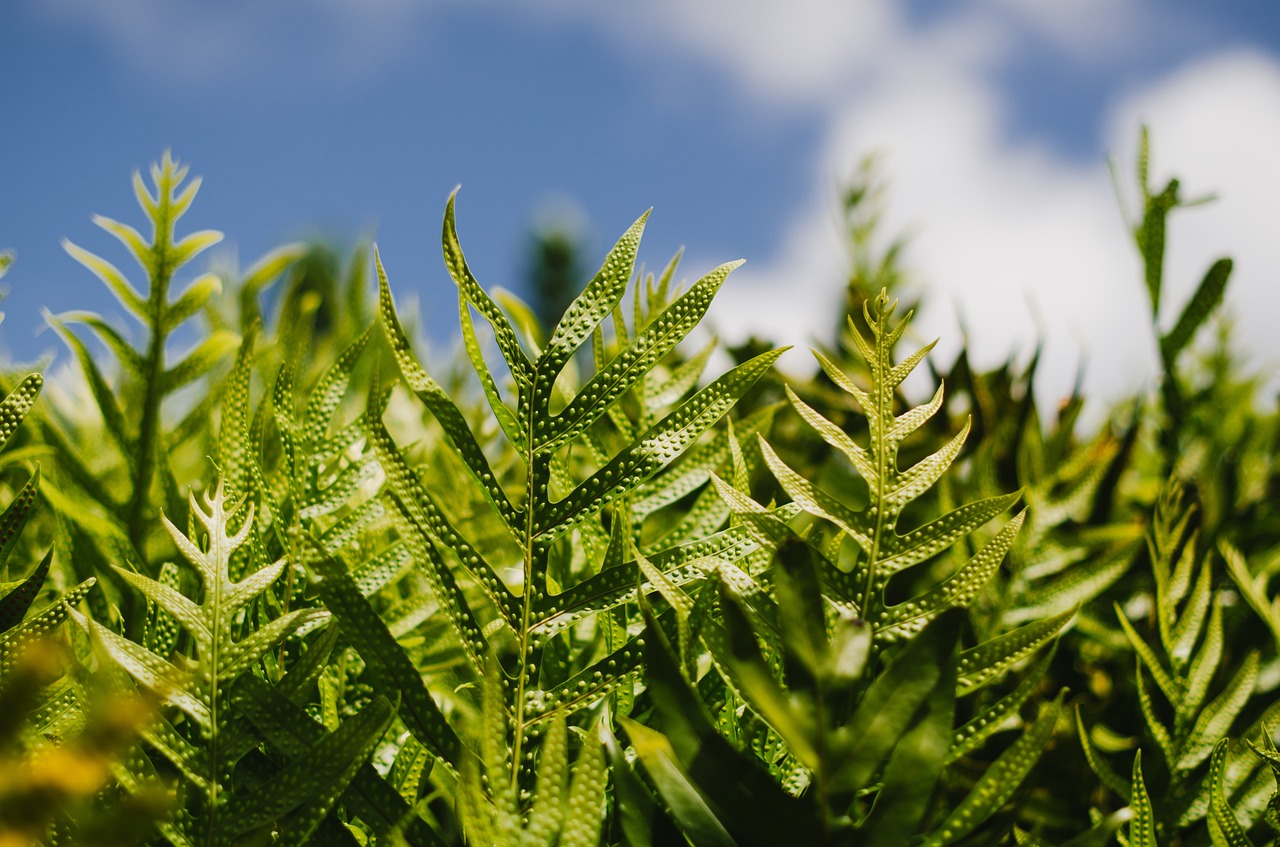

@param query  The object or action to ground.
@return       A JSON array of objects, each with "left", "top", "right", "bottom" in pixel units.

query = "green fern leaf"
[
  {"left": 1075, "top": 710, "right": 1133, "bottom": 800},
  {"left": 0, "top": 577, "right": 96, "bottom": 670},
  {"left": 79, "top": 478, "right": 329, "bottom": 845},
  {"left": 757, "top": 292, "right": 1021, "bottom": 647},
  {"left": 948, "top": 645, "right": 1055, "bottom": 762},
  {"left": 955, "top": 607, "right": 1073, "bottom": 694},
  {"left": 376, "top": 194, "right": 780, "bottom": 798},
  {"left": 560, "top": 726, "right": 608, "bottom": 847},
  {"left": 0, "top": 467, "right": 41, "bottom": 575},
  {"left": 217, "top": 695, "right": 394, "bottom": 845},
  {"left": 1208, "top": 740, "right": 1256, "bottom": 847},
  {"left": 303, "top": 533, "right": 462, "bottom": 762},
  {"left": 1129, "top": 750, "right": 1159, "bottom": 847},
  {"left": 1177, "top": 652, "right": 1260, "bottom": 773},
  {"left": 0, "top": 549, "right": 52, "bottom": 632},
  {"left": 922, "top": 693, "right": 1064, "bottom": 847},
  {"left": 1116, "top": 604, "right": 1181, "bottom": 704}
]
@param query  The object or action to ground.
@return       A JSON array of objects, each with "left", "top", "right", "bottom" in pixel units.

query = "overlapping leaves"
[
  {"left": 370, "top": 191, "right": 783, "bottom": 798},
  {"left": 73, "top": 479, "right": 396, "bottom": 847}
]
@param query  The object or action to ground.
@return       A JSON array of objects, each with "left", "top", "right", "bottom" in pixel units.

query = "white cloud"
[
  {"left": 26, "top": 0, "right": 436, "bottom": 85},
  {"left": 593, "top": 2, "right": 1280, "bottom": 409},
  {"left": 976, "top": 0, "right": 1154, "bottom": 60},
  {"left": 708, "top": 47, "right": 1151, "bottom": 407},
  {"left": 594, "top": 0, "right": 899, "bottom": 107}
]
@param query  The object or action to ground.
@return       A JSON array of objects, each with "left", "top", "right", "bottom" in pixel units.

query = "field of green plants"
[{"left": 1, "top": 132, "right": 1278, "bottom": 846}]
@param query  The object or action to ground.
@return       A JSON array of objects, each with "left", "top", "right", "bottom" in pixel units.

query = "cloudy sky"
[{"left": 4, "top": 1, "right": 1280, "bottom": 408}]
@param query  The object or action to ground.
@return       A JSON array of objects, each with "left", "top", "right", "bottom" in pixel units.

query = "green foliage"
[
  {"left": 371, "top": 191, "right": 782, "bottom": 793},
  {"left": 2, "top": 136, "right": 1278, "bottom": 846}
]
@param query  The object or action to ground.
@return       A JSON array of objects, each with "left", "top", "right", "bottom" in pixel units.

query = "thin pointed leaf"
[
  {"left": 170, "top": 228, "right": 223, "bottom": 268},
  {"left": 539, "top": 210, "right": 648, "bottom": 380},
  {"left": 163, "top": 273, "right": 220, "bottom": 332},
  {"left": 163, "top": 329, "right": 241, "bottom": 394},
  {"left": 876, "top": 511, "right": 1025, "bottom": 643},
  {"left": 458, "top": 292, "right": 524, "bottom": 450},
  {"left": 1208, "top": 740, "right": 1256, "bottom": 847},
  {"left": 0, "top": 548, "right": 52, "bottom": 632},
  {"left": 232, "top": 674, "right": 447, "bottom": 847},
  {"left": 304, "top": 324, "right": 373, "bottom": 445},
  {"left": 442, "top": 190, "right": 532, "bottom": 383},
  {"left": 535, "top": 348, "right": 785, "bottom": 542},
  {"left": 305, "top": 537, "right": 462, "bottom": 760},
  {"left": 1116, "top": 605, "right": 1181, "bottom": 705},
  {"left": 376, "top": 254, "right": 520, "bottom": 531},
  {"left": 60, "top": 312, "right": 146, "bottom": 380},
  {"left": 1161, "top": 258, "right": 1232, "bottom": 364},
  {"left": 535, "top": 260, "right": 746, "bottom": 452},
  {"left": 784, "top": 385, "right": 876, "bottom": 485},
  {"left": 1136, "top": 663, "right": 1175, "bottom": 764},
  {"left": 1178, "top": 652, "right": 1259, "bottom": 772},
  {"left": 759, "top": 436, "right": 871, "bottom": 552},
  {"left": 220, "top": 695, "right": 395, "bottom": 839},
  {"left": 1186, "top": 599, "right": 1225, "bottom": 720},
  {"left": 525, "top": 716, "right": 569, "bottom": 844},
  {"left": 0, "top": 374, "right": 42, "bottom": 453},
  {"left": 0, "top": 458, "right": 43, "bottom": 550},
  {"left": 1075, "top": 710, "right": 1132, "bottom": 800},
  {"left": 44, "top": 312, "right": 133, "bottom": 452},
  {"left": 110, "top": 564, "right": 210, "bottom": 647},
  {"left": 560, "top": 732, "right": 608, "bottom": 847},
  {"left": 881, "top": 491, "right": 1023, "bottom": 575},
  {"left": 956, "top": 608, "right": 1073, "bottom": 695},
  {"left": 62, "top": 239, "right": 149, "bottom": 320},
  {"left": 886, "top": 420, "right": 970, "bottom": 510},
  {"left": 949, "top": 645, "right": 1055, "bottom": 763},
  {"left": 1130, "top": 750, "right": 1158, "bottom": 847}
]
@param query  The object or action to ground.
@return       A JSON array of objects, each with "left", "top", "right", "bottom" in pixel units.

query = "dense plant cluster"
[{"left": 2, "top": 135, "right": 1279, "bottom": 846}]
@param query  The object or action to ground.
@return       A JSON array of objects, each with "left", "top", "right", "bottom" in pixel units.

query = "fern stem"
[
  {"left": 511, "top": 444, "right": 545, "bottom": 796},
  {"left": 126, "top": 191, "right": 174, "bottom": 638},
  {"left": 862, "top": 300, "right": 892, "bottom": 627},
  {"left": 129, "top": 323, "right": 166, "bottom": 553},
  {"left": 205, "top": 512, "right": 224, "bottom": 847}
]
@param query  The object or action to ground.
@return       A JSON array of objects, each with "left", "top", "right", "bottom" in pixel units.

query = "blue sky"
[{"left": 4, "top": 1, "right": 1280, "bottom": 405}]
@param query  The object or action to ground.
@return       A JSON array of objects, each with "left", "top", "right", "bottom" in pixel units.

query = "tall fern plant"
[
  {"left": 42, "top": 154, "right": 300, "bottom": 636},
  {"left": 625, "top": 291, "right": 1070, "bottom": 845},
  {"left": 58, "top": 153, "right": 229, "bottom": 551},
  {"left": 371, "top": 191, "right": 783, "bottom": 795}
]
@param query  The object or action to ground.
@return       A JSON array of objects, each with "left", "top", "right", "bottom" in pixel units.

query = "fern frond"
[
  {"left": 80, "top": 478, "right": 337, "bottom": 846},
  {"left": 754, "top": 291, "right": 1022, "bottom": 644},
  {"left": 375, "top": 193, "right": 781, "bottom": 793}
]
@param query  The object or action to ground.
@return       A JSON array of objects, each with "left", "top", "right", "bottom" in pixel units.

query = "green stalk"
[{"left": 125, "top": 186, "right": 174, "bottom": 638}]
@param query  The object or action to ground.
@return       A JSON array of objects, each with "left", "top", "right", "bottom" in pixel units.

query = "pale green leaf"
[
  {"left": 538, "top": 209, "right": 648, "bottom": 381},
  {"left": 62, "top": 238, "right": 150, "bottom": 320}
]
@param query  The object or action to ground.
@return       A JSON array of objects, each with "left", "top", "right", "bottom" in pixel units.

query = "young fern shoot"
[{"left": 744, "top": 290, "right": 1026, "bottom": 644}]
